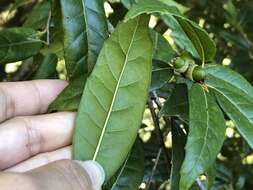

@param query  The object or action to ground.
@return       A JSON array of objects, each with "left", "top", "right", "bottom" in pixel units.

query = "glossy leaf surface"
[
  {"left": 60, "top": 0, "right": 108, "bottom": 78},
  {"left": 50, "top": 0, "right": 108, "bottom": 112},
  {"left": 73, "top": 16, "right": 152, "bottom": 179},
  {"left": 124, "top": 0, "right": 216, "bottom": 62}
]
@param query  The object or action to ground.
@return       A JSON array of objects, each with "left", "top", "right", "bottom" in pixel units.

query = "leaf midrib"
[
  {"left": 0, "top": 40, "right": 41, "bottom": 48},
  {"left": 186, "top": 86, "right": 210, "bottom": 176},
  {"left": 92, "top": 17, "right": 141, "bottom": 160}
]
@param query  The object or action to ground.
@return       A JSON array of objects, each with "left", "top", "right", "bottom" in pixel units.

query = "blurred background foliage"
[{"left": 1, "top": 0, "right": 253, "bottom": 189}]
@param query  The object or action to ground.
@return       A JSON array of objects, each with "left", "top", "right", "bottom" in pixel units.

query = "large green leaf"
[
  {"left": 160, "top": 83, "right": 189, "bottom": 123},
  {"left": 104, "top": 139, "right": 144, "bottom": 190},
  {"left": 0, "top": 28, "right": 43, "bottom": 64},
  {"left": 73, "top": 16, "right": 153, "bottom": 179},
  {"left": 180, "top": 83, "right": 226, "bottom": 190},
  {"left": 48, "top": 75, "right": 87, "bottom": 112},
  {"left": 170, "top": 119, "right": 187, "bottom": 190},
  {"left": 60, "top": 0, "right": 108, "bottom": 78},
  {"left": 49, "top": 0, "right": 108, "bottom": 112},
  {"left": 124, "top": 0, "right": 216, "bottom": 62},
  {"left": 205, "top": 65, "right": 253, "bottom": 149}
]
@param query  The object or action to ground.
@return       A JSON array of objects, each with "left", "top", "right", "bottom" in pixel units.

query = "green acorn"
[
  {"left": 192, "top": 66, "right": 206, "bottom": 81},
  {"left": 186, "top": 64, "right": 206, "bottom": 81},
  {"left": 172, "top": 57, "right": 189, "bottom": 73},
  {"left": 172, "top": 52, "right": 196, "bottom": 73}
]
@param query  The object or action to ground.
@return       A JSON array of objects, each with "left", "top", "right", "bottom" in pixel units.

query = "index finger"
[{"left": 0, "top": 80, "right": 67, "bottom": 122}]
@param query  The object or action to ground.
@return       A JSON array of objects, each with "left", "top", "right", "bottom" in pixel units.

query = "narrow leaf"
[
  {"left": 124, "top": 0, "right": 216, "bottom": 62},
  {"left": 170, "top": 119, "right": 187, "bottom": 190},
  {"left": 205, "top": 65, "right": 253, "bottom": 149},
  {"left": 60, "top": 0, "right": 108, "bottom": 78},
  {"left": 73, "top": 16, "right": 153, "bottom": 179},
  {"left": 49, "top": 0, "right": 109, "bottom": 112},
  {"left": 170, "top": 16, "right": 211, "bottom": 62},
  {"left": 124, "top": 0, "right": 181, "bottom": 20},
  {"left": 122, "top": 0, "right": 188, "bottom": 13},
  {"left": 0, "top": 28, "right": 43, "bottom": 64},
  {"left": 180, "top": 83, "right": 226, "bottom": 190}
]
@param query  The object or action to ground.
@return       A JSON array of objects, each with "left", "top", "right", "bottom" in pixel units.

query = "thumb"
[{"left": 26, "top": 159, "right": 105, "bottom": 190}]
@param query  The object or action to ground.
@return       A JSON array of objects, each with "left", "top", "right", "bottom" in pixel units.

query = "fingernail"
[{"left": 75, "top": 160, "right": 105, "bottom": 190}]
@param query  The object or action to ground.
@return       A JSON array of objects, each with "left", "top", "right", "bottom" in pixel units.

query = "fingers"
[
  {"left": 0, "top": 112, "right": 76, "bottom": 170},
  {"left": 0, "top": 80, "right": 67, "bottom": 123},
  {"left": 0, "top": 160, "right": 105, "bottom": 190},
  {"left": 5, "top": 146, "right": 72, "bottom": 173}
]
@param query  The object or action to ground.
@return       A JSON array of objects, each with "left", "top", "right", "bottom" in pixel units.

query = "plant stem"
[
  {"left": 154, "top": 19, "right": 168, "bottom": 34},
  {"left": 147, "top": 95, "right": 170, "bottom": 165},
  {"left": 146, "top": 148, "right": 162, "bottom": 190},
  {"left": 196, "top": 178, "right": 207, "bottom": 190}
]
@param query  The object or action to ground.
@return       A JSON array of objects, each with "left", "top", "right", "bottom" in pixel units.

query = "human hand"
[{"left": 0, "top": 80, "right": 104, "bottom": 190}]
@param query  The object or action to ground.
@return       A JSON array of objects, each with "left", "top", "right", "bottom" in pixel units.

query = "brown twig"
[
  {"left": 147, "top": 95, "right": 170, "bottom": 165},
  {"left": 145, "top": 148, "right": 162, "bottom": 190}
]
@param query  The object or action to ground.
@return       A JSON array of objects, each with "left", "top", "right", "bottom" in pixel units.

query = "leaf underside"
[{"left": 73, "top": 15, "right": 153, "bottom": 179}]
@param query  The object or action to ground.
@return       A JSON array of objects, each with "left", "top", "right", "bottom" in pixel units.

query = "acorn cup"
[{"left": 172, "top": 57, "right": 194, "bottom": 73}]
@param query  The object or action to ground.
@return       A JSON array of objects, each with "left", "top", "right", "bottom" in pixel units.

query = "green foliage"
[
  {"left": 180, "top": 83, "right": 226, "bottom": 189},
  {"left": 0, "top": 28, "right": 43, "bottom": 64},
  {"left": 206, "top": 65, "right": 253, "bottom": 148},
  {"left": 2, "top": 0, "right": 253, "bottom": 189},
  {"left": 73, "top": 15, "right": 152, "bottom": 179}
]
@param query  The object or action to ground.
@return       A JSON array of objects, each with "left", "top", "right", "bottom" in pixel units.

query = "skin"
[{"left": 0, "top": 80, "right": 104, "bottom": 190}]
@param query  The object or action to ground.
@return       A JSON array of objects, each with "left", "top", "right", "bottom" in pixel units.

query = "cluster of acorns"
[{"left": 171, "top": 54, "right": 206, "bottom": 82}]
